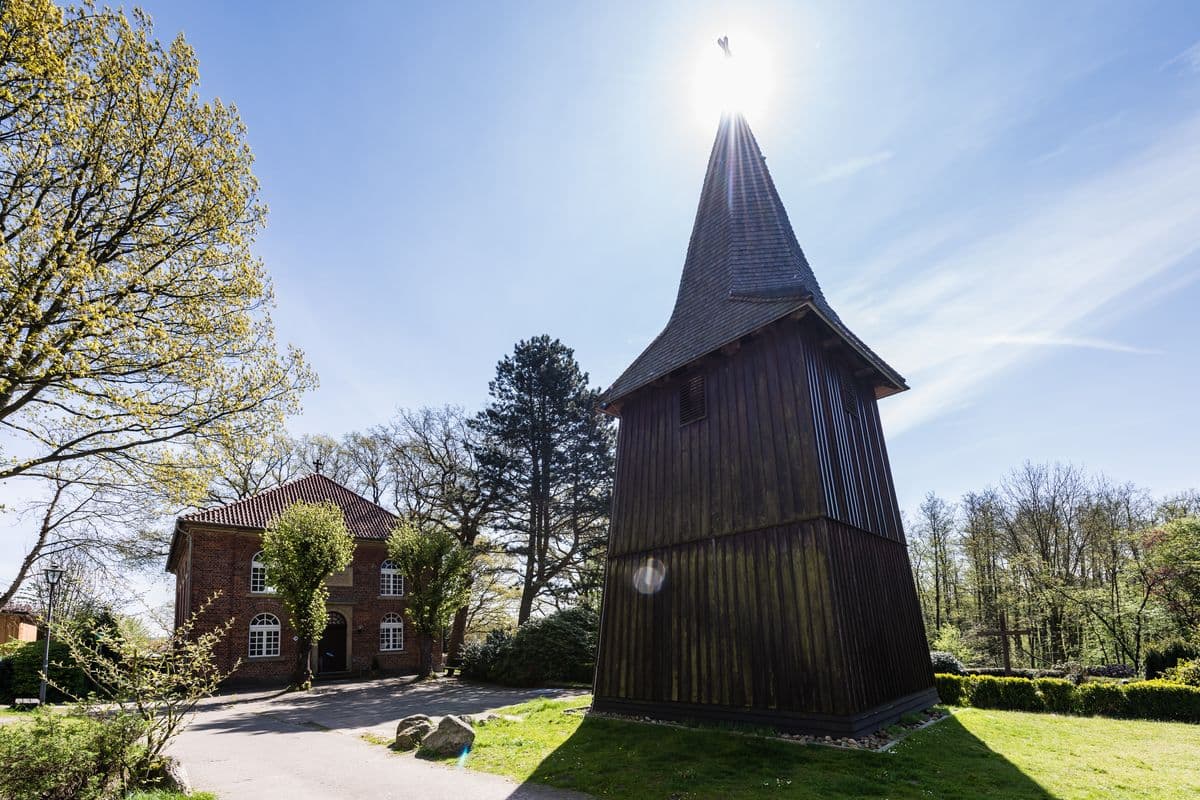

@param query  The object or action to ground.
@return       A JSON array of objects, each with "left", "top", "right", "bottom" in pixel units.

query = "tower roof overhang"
[{"left": 599, "top": 113, "right": 906, "bottom": 414}]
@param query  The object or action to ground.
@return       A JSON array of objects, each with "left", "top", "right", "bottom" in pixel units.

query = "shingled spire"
[{"left": 602, "top": 113, "right": 905, "bottom": 407}]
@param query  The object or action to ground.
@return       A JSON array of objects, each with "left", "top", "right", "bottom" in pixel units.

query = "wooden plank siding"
[
  {"left": 607, "top": 322, "right": 825, "bottom": 558},
  {"left": 594, "top": 317, "right": 935, "bottom": 736}
]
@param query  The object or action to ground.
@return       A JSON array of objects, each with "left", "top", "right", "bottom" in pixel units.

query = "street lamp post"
[{"left": 38, "top": 563, "right": 66, "bottom": 706}]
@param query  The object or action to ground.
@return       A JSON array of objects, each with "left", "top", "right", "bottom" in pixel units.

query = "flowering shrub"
[
  {"left": 1161, "top": 658, "right": 1200, "bottom": 687},
  {"left": 930, "top": 651, "right": 965, "bottom": 675},
  {"left": 1144, "top": 640, "right": 1199, "bottom": 679},
  {"left": 966, "top": 667, "right": 1065, "bottom": 679},
  {"left": 1085, "top": 664, "right": 1136, "bottom": 679}
]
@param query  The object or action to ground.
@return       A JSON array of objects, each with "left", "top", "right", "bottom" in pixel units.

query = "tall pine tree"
[{"left": 473, "top": 336, "right": 614, "bottom": 623}]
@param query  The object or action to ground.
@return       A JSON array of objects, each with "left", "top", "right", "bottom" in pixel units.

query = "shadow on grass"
[{"left": 518, "top": 712, "right": 1054, "bottom": 800}]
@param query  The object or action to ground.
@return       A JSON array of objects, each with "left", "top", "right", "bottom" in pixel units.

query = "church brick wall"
[{"left": 175, "top": 524, "right": 422, "bottom": 685}]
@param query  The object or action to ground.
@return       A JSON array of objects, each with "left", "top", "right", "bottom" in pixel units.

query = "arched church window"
[
  {"left": 250, "top": 551, "right": 274, "bottom": 594},
  {"left": 380, "top": 559, "right": 404, "bottom": 597},
  {"left": 380, "top": 613, "right": 404, "bottom": 652},
  {"left": 248, "top": 613, "right": 281, "bottom": 658}
]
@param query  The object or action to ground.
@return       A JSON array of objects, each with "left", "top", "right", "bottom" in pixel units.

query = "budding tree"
[
  {"left": 260, "top": 502, "right": 355, "bottom": 689},
  {"left": 0, "top": 1, "right": 315, "bottom": 599}
]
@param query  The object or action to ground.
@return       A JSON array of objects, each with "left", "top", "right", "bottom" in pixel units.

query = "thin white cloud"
[
  {"left": 982, "top": 334, "right": 1162, "bottom": 355},
  {"left": 811, "top": 150, "right": 893, "bottom": 184},
  {"left": 836, "top": 111, "right": 1200, "bottom": 435},
  {"left": 1166, "top": 39, "right": 1200, "bottom": 73}
]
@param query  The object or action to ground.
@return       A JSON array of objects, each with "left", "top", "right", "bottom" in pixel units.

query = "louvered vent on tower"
[
  {"left": 840, "top": 371, "right": 859, "bottom": 417},
  {"left": 679, "top": 374, "right": 707, "bottom": 425}
]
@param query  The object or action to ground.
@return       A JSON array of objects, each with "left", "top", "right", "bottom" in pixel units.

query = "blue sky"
[
  {"left": 127, "top": 0, "right": 1200, "bottom": 514},
  {"left": 6, "top": 1, "right": 1200, "bottom": 603}
]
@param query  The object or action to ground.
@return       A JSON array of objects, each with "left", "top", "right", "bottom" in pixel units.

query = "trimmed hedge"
[
  {"left": 0, "top": 641, "right": 87, "bottom": 704},
  {"left": 1034, "top": 677, "right": 1077, "bottom": 713},
  {"left": 934, "top": 672, "right": 1200, "bottom": 723},
  {"left": 934, "top": 673, "right": 969, "bottom": 705},
  {"left": 969, "top": 676, "right": 1044, "bottom": 711},
  {"left": 1123, "top": 680, "right": 1200, "bottom": 723},
  {"left": 1076, "top": 682, "right": 1126, "bottom": 717}
]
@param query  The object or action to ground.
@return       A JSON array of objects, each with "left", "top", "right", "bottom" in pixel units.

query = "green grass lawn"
[{"left": 429, "top": 696, "right": 1200, "bottom": 799}]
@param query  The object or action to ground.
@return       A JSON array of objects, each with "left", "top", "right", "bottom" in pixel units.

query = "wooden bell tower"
[{"left": 592, "top": 112, "right": 936, "bottom": 737}]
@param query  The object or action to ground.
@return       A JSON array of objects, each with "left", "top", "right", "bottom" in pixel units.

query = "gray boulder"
[
  {"left": 145, "top": 756, "right": 191, "bottom": 795},
  {"left": 394, "top": 715, "right": 435, "bottom": 751},
  {"left": 398, "top": 713, "right": 433, "bottom": 729},
  {"left": 420, "top": 714, "right": 475, "bottom": 756}
]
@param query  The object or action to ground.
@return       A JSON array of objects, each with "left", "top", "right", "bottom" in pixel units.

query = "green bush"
[
  {"left": 0, "top": 711, "right": 142, "bottom": 800},
  {"left": 1121, "top": 679, "right": 1200, "bottom": 723},
  {"left": 1076, "top": 681, "right": 1127, "bottom": 717},
  {"left": 491, "top": 606, "right": 599, "bottom": 686},
  {"left": 969, "top": 675, "right": 1044, "bottom": 711},
  {"left": 934, "top": 673, "right": 970, "bottom": 705},
  {"left": 1161, "top": 658, "right": 1200, "bottom": 687},
  {"left": 1034, "top": 677, "right": 1077, "bottom": 713},
  {"left": 465, "top": 607, "right": 598, "bottom": 687},
  {"left": 0, "top": 640, "right": 87, "bottom": 703},
  {"left": 1144, "top": 639, "right": 1199, "bottom": 679},
  {"left": 460, "top": 629, "right": 513, "bottom": 682}
]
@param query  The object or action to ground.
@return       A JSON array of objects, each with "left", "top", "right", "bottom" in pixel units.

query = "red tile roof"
[
  {"left": 0, "top": 603, "right": 35, "bottom": 619},
  {"left": 181, "top": 474, "right": 397, "bottom": 540}
]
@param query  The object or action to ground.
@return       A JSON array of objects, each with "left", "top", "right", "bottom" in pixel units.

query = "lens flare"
[
  {"left": 633, "top": 558, "right": 666, "bottom": 594},
  {"left": 691, "top": 32, "right": 774, "bottom": 125}
]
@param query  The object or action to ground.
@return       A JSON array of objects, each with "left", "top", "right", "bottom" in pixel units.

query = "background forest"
[{"left": 908, "top": 465, "right": 1200, "bottom": 672}]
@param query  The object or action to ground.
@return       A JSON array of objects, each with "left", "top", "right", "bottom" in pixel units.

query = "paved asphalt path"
[{"left": 170, "top": 677, "right": 588, "bottom": 800}]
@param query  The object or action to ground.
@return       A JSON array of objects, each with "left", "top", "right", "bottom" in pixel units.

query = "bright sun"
[{"left": 690, "top": 32, "right": 775, "bottom": 125}]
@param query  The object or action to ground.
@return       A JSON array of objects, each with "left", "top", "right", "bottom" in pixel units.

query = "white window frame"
[
  {"left": 248, "top": 613, "right": 281, "bottom": 658},
  {"left": 380, "top": 559, "right": 404, "bottom": 597},
  {"left": 380, "top": 612, "right": 404, "bottom": 652},
  {"left": 250, "top": 551, "right": 274, "bottom": 594}
]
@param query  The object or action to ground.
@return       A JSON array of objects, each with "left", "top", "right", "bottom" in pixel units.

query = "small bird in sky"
[{"left": 718, "top": 36, "right": 732, "bottom": 58}]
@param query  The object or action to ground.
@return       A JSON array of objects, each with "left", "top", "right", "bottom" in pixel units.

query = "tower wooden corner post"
[{"left": 592, "top": 112, "right": 936, "bottom": 738}]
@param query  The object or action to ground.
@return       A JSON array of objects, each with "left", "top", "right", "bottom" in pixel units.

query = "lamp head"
[{"left": 43, "top": 563, "right": 65, "bottom": 589}]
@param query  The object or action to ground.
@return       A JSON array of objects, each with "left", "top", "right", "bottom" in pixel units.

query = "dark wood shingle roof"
[
  {"left": 601, "top": 113, "right": 906, "bottom": 407},
  {"left": 181, "top": 474, "right": 397, "bottom": 540}
]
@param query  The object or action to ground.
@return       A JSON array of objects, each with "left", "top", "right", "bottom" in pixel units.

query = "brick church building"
[{"left": 166, "top": 473, "right": 423, "bottom": 684}]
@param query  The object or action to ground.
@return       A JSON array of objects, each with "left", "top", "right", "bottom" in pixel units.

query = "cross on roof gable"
[{"left": 601, "top": 113, "right": 906, "bottom": 408}]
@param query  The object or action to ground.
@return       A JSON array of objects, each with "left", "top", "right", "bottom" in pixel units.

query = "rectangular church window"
[{"left": 680, "top": 374, "right": 707, "bottom": 425}]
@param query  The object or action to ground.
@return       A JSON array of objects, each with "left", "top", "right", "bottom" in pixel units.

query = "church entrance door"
[{"left": 317, "top": 611, "right": 348, "bottom": 674}]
